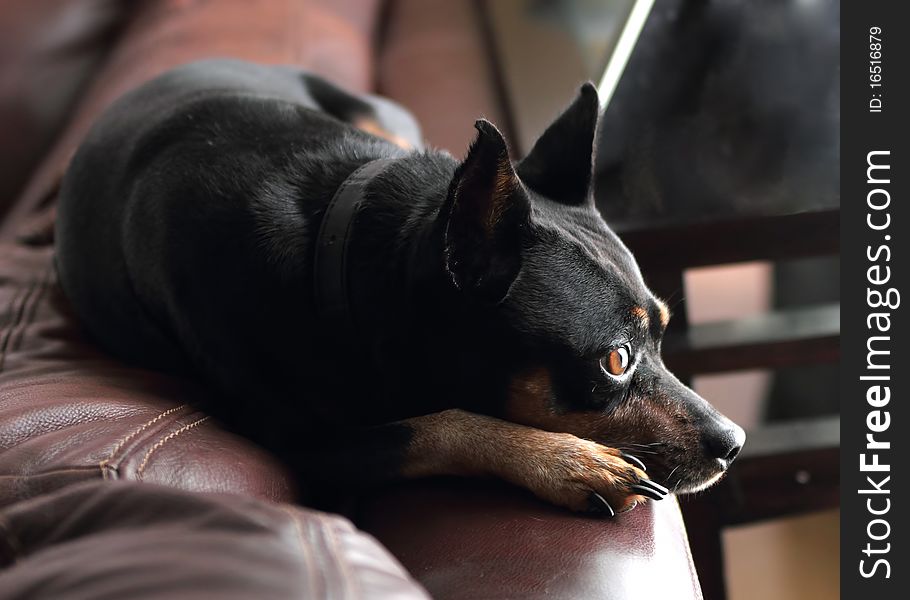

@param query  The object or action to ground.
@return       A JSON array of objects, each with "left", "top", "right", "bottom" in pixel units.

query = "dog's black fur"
[{"left": 56, "top": 59, "right": 744, "bottom": 514}]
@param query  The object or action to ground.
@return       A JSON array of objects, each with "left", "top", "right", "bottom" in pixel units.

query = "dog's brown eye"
[{"left": 601, "top": 345, "right": 630, "bottom": 377}]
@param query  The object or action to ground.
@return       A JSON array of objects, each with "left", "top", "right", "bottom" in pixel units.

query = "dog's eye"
[{"left": 601, "top": 345, "right": 631, "bottom": 377}]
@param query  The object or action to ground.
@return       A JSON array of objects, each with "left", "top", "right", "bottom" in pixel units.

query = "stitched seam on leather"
[
  {"left": 280, "top": 506, "right": 320, "bottom": 599},
  {"left": 0, "top": 279, "right": 36, "bottom": 374},
  {"left": 315, "top": 513, "right": 354, "bottom": 599},
  {"left": 135, "top": 416, "right": 210, "bottom": 480},
  {"left": 10, "top": 263, "right": 53, "bottom": 352},
  {"left": 99, "top": 404, "right": 189, "bottom": 480}
]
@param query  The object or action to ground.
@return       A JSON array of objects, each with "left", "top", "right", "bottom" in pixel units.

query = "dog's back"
[{"left": 56, "top": 59, "right": 416, "bottom": 386}]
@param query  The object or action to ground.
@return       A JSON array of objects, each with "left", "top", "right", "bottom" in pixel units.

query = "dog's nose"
[{"left": 705, "top": 421, "right": 746, "bottom": 466}]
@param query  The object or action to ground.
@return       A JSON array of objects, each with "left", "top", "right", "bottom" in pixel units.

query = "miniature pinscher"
[{"left": 56, "top": 59, "right": 744, "bottom": 516}]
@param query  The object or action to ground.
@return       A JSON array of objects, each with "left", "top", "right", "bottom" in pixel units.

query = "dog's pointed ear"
[
  {"left": 517, "top": 82, "right": 599, "bottom": 205},
  {"left": 443, "top": 119, "right": 529, "bottom": 303}
]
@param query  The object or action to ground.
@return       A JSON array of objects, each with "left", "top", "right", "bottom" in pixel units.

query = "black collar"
[{"left": 313, "top": 158, "right": 394, "bottom": 343}]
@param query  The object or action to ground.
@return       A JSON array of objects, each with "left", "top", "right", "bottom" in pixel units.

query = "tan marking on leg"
[
  {"left": 631, "top": 306, "right": 650, "bottom": 328},
  {"left": 352, "top": 117, "right": 414, "bottom": 149},
  {"left": 403, "top": 408, "right": 648, "bottom": 512}
]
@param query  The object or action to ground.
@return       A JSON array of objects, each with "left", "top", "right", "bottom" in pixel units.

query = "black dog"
[{"left": 55, "top": 59, "right": 744, "bottom": 516}]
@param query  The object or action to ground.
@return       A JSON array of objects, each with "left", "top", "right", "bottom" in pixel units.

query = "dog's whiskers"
[{"left": 617, "top": 446, "right": 659, "bottom": 455}]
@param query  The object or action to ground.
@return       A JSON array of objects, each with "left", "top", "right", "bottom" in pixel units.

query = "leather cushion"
[{"left": 0, "top": 480, "right": 430, "bottom": 599}]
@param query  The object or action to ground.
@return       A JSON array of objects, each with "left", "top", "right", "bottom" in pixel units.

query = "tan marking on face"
[
  {"left": 505, "top": 365, "right": 734, "bottom": 493},
  {"left": 657, "top": 300, "right": 671, "bottom": 328},
  {"left": 402, "top": 408, "right": 648, "bottom": 513},
  {"left": 505, "top": 367, "right": 696, "bottom": 462},
  {"left": 631, "top": 306, "right": 650, "bottom": 327},
  {"left": 353, "top": 117, "right": 414, "bottom": 150},
  {"left": 506, "top": 367, "right": 629, "bottom": 441}
]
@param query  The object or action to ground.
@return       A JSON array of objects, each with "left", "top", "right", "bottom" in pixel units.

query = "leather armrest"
[{"left": 358, "top": 479, "right": 704, "bottom": 600}]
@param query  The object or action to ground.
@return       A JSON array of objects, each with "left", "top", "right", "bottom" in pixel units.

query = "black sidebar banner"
[{"left": 842, "top": 1, "right": 909, "bottom": 597}]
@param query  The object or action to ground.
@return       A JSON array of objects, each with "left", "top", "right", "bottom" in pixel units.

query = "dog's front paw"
[{"left": 509, "top": 433, "right": 669, "bottom": 517}]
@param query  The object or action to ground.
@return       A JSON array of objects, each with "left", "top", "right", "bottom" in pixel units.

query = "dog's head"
[{"left": 439, "top": 83, "right": 744, "bottom": 493}]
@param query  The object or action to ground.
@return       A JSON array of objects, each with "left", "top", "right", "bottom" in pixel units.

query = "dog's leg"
[
  {"left": 304, "top": 409, "right": 667, "bottom": 516},
  {"left": 299, "top": 73, "right": 420, "bottom": 150},
  {"left": 404, "top": 409, "right": 668, "bottom": 515}
]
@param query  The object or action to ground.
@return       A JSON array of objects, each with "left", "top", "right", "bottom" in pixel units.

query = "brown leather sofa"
[{"left": 0, "top": 1, "right": 704, "bottom": 598}]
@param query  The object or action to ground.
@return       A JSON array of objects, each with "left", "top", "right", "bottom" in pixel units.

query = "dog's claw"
[
  {"left": 587, "top": 492, "right": 616, "bottom": 517},
  {"left": 630, "top": 483, "right": 667, "bottom": 501},
  {"left": 636, "top": 478, "right": 669, "bottom": 495},
  {"left": 620, "top": 452, "right": 647, "bottom": 472}
]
